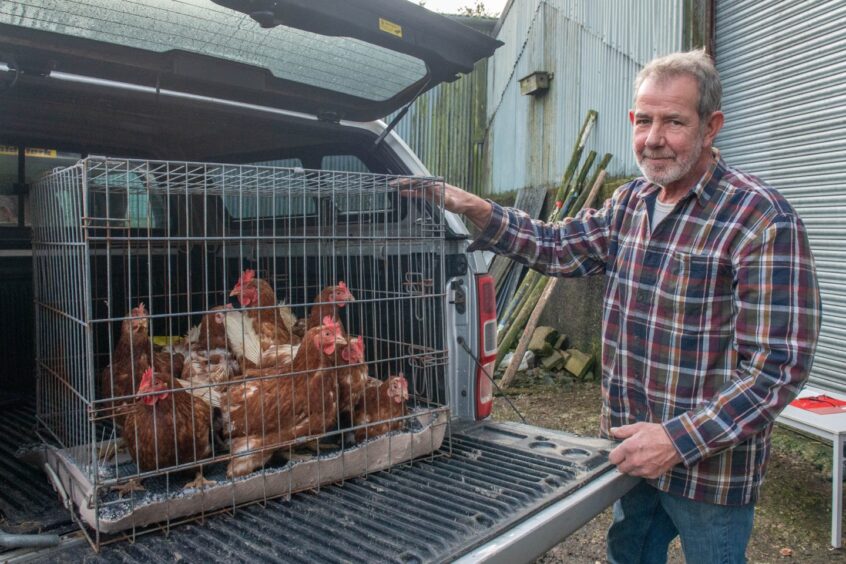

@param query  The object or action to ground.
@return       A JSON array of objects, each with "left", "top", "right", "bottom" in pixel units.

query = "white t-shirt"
[{"left": 652, "top": 198, "right": 675, "bottom": 232}]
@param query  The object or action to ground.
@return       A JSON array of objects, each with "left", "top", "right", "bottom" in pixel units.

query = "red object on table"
[{"left": 791, "top": 395, "right": 846, "bottom": 415}]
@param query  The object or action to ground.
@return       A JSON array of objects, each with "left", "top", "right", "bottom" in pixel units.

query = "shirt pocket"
[{"left": 662, "top": 251, "right": 734, "bottom": 318}]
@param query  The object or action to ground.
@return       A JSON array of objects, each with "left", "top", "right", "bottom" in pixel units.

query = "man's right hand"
[
  {"left": 609, "top": 422, "right": 683, "bottom": 478},
  {"left": 393, "top": 177, "right": 493, "bottom": 230}
]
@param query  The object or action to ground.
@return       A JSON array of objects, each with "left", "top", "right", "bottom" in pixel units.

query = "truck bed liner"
[
  {"left": 1, "top": 401, "right": 634, "bottom": 563},
  {"left": 0, "top": 398, "right": 75, "bottom": 536}
]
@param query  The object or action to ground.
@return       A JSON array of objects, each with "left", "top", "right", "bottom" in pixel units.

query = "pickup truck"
[{"left": 0, "top": 1, "right": 637, "bottom": 561}]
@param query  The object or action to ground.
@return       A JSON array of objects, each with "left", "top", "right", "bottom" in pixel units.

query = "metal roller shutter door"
[{"left": 715, "top": 0, "right": 846, "bottom": 391}]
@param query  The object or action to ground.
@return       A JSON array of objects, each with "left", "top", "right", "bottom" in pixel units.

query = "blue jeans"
[{"left": 607, "top": 481, "right": 755, "bottom": 564}]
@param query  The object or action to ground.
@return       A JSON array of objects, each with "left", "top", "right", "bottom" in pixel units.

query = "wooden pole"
[
  {"left": 496, "top": 111, "right": 598, "bottom": 338},
  {"left": 582, "top": 169, "right": 608, "bottom": 210},
  {"left": 496, "top": 152, "right": 601, "bottom": 350},
  {"left": 572, "top": 153, "right": 612, "bottom": 212},
  {"left": 499, "top": 276, "right": 560, "bottom": 388},
  {"left": 495, "top": 276, "right": 546, "bottom": 367},
  {"left": 498, "top": 169, "right": 608, "bottom": 388},
  {"left": 558, "top": 150, "right": 596, "bottom": 219}
]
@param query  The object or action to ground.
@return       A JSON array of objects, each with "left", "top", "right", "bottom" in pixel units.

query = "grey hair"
[{"left": 634, "top": 49, "right": 722, "bottom": 119}]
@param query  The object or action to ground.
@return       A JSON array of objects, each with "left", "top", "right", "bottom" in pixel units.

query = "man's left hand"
[{"left": 608, "top": 422, "right": 683, "bottom": 479}]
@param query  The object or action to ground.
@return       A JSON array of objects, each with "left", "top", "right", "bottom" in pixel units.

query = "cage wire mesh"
[{"left": 31, "top": 157, "right": 449, "bottom": 543}]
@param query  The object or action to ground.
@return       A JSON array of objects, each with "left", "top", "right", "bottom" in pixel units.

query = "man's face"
[{"left": 630, "top": 74, "right": 721, "bottom": 194}]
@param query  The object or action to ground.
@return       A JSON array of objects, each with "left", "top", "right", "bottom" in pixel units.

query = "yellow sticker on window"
[
  {"left": 0, "top": 146, "right": 57, "bottom": 158},
  {"left": 379, "top": 18, "right": 402, "bottom": 38}
]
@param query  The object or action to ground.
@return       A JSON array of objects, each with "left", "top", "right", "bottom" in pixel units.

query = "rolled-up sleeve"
[{"left": 467, "top": 199, "right": 614, "bottom": 278}]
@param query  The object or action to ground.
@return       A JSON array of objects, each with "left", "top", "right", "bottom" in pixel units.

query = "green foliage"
[
  {"left": 459, "top": 1, "right": 492, "bottom": 16},
  {"left": 770, "top": 426, "right": 833, "bottom": 477},
  {"left": 486, "top": 189, "right": 518, "bottom": 208},
  {"left": 415, "top": 1, "right": 495, "bottom": 16}
]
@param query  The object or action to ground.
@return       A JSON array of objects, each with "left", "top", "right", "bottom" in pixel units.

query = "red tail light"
[{"left": 476, "top": 274, "right": 497, "bottom": 419}]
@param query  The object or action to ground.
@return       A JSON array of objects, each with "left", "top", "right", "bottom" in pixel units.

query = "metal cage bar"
[{"left": 31, "top": 157, "right": 449, "bottom": 544}]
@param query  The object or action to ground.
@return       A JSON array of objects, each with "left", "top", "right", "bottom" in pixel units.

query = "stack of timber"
[
  {"left": 498, "top": 325, "right": 595, "bottom": 386},
  {"left": 490, "top": 185, "right": 547, "bottom": 314}
]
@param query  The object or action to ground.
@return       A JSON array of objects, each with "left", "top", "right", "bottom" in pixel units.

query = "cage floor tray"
[{"left": 45, "top": 410, "right": 447, "bottom": 534}]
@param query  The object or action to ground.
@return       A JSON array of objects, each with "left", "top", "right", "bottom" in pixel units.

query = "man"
[{"left": 404, "top": 49, "right": 821, "bottom": 563}]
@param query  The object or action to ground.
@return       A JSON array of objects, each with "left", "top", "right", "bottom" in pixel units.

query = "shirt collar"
[{"left": 637, "top": 148, "right": 724, "bottom": 206}]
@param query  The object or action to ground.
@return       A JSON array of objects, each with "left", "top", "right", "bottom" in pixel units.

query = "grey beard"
[{"left": 636, "top": 140, "right": 703, "bottom": 187}]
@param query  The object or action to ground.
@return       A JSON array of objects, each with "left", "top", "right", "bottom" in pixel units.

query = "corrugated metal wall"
[
  {"left": 715, "top": 0, "right": 846, "bottom": 391},
  {"left": 391, "top": 2, "right": 685, "bottom": 196},
  {"left": 484, "top": 0, "right": 684, "bottom": 193},
  {"left": 390, "top": 57, "right": 489, "bottom": 195}
]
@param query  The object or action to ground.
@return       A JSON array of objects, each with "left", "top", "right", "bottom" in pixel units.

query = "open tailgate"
[{"left": 2, "top": 404, "right": 637, "bottom": 563}]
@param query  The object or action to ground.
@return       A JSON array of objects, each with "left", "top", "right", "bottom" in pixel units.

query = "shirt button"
[{"left": 636, "top": 290, "right": 648, "bottom": 303}]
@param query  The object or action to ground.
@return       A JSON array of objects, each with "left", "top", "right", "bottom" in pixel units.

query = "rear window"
[
  {"left": 0, "top": 147, "right": 79, "bottom": 226},
  {"left": 251, "top": 158, "right": 303, "bottom": 169},
  {"left": 88, "top": 170, "right": 165, "bottom": 229},
  {"left": 1, "top": 0, "right": 427, "bottom": 102},
  {"left": 336, "top": 192, "right": 393, "bottom": 215},
  {"left": 223, "top": 157, "right": 392, "bottom": 218},
  {"left": 221, "top": 166, "right": 317, "bottom": 219},
  {"left": 224, "top": 193, "right": 317, "bottom": 220},
  {"left": 321, "top": 155, "right": 369, "bottom": 173}
]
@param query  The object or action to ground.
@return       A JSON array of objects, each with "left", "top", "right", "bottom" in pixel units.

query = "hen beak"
[
  {"left": 229, "top": 286, "right": 240, "bottom": 297},
  {"left": 335, "top": 334, "right": 348, "bottom": 346},
  {"left": 335, "top": 287, "right": 355, "bottom": 303}
]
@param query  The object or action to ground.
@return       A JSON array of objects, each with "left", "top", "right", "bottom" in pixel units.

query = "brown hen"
[
  {"left": 292, "top": 281, "right": 356, "bottom": 338},
  {"left": 352, "top": 374, "right": 409, "bottom": 443},
  {"left": 223, "top": 316, "right": 347, "bottom": 478},
  {"left": 100, "top": 302, "right": 181, "bottom": 412},
  {"left": 336, "top": 336, "right": 369, "bottom": 429},
  {"left": 180, "top": 305, "right": 240, "bottom": 399},
  {"left": 229, "top": 269, "right": 299, "bottom": 348},
  {"left": 118, "top": 368, "right": 214, "bottom": 495}
]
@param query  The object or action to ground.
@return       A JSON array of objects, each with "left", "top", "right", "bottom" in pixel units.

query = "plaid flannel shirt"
[{"left": 469, "top": 152, "right": 821, "bottom": 505}]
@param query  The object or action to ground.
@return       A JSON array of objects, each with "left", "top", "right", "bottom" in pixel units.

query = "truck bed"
[{"left": 1, "top": 399, "right": 637, "bottom": 563}]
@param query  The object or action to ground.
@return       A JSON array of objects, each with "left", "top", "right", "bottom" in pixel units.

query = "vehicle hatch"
[{"left": 0, "top": 0, "right": 502, "bottom": 122}]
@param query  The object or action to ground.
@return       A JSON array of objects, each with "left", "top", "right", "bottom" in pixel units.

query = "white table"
[{"left": 776, "top": 385, "right": 846, "bottom": 548}]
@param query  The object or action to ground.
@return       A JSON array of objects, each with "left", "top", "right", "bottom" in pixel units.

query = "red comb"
[
  {"left": 141, "top": 367, "right": 154, "bottom": 382},
  {"left": 322, "top": 315, "right": 339, "bottom": 329},
  {"left": 337, "top": 281, "right": 347, "bottom": 290},
  {"left": 242, "top": 269, "right": 256, "bottom": 283}
]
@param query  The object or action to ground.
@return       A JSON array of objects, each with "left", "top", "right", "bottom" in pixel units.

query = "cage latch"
[{"left": 449, "top": 279, "right": 466, "bottom": 315}]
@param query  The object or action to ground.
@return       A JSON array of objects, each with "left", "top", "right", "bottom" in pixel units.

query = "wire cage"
[{"left": 31, "top": 157, "right": 449, "bottom": 543}]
